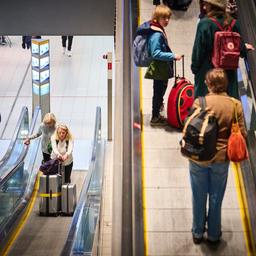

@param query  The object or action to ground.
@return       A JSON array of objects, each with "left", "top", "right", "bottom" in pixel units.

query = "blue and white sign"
[
  {"left": 40, "top": 70, "right": 49, "bottom": 83},
  {"left": 32, "top": 56, "right": 39, "bottom": 68},
  {"left": 33, "top": 83, "right": 50, "bottom": 96},
  {"left": 40, "top": 43, "right": 49, "bottom": 56},
  {"left": 32, "top": 70, "right": 39, "bottom": 81},
  {"left": 32, "top": 43, "right": 39, "bottom": 54},
  {"left": 40, "top": 56, "right": 49, "bottom": 69}
]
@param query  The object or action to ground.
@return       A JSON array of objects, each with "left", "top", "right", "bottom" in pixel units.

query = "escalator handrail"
[
  {"left": 0, "top": 107, "right": 28, "bottom": 169},
  {"left": 61, "top": 106, "right": 102, "bottom": 256},
  {"left": 0, "top": 106, "right": 41, "bottom": 246},
  {"left": 0, "top": 106, "right": 40, "bottom": 186}
]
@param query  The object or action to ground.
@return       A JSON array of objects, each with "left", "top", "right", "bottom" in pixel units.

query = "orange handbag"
[{"left": 227, "top": 102, "right": 248, "bottom": 162}]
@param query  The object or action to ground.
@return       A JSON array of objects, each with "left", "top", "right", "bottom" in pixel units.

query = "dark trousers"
[
  {"left": 152, "top": 80, "right": 168, "bottom": 118},
  {"left": 64, "top": 162, "right": 73, "bottom": 183},
  {"left": 42, "top": 152, "right": 51, "bottom": 162},
  {"left": 62, "top": 36, "right": 73, "bottom": 51}
]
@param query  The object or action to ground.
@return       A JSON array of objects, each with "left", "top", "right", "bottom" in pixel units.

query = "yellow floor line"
[
  {"left": 140, "top": 72, "right": 148, "bottom": 256},
  {"left": 137, "top": 1, "right": 148, "bottom": 254},
  {"left": 2, "top": 173, "right": 40, "bottom": 256},
  {"left": 232, "top": 162, "right": 255, "bottom": 255}
]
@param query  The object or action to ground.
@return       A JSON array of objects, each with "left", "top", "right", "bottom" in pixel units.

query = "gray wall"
[{"left": 0, "top": 0, "right": 114, "bottom": 35}]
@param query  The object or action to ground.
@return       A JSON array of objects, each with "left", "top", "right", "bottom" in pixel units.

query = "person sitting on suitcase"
[
  {"left": 51, "top": 124, "right": 74, "bottom": 183},
  {"left": 144, "top": 4, "right": 182, "bottom": 126},
  {"left": 24, "top": 113, "right": 57, "bottom": 163}
]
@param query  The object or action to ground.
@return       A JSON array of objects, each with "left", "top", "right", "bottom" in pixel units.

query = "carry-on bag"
[
  {"left": 39, "top": 174, "right": 62, "bottom": 216},
  {"left": 61, "top": 183, "right": 77, "bottom": 216},
  {"left": 40, "top": 159, "right": 60, "bottom": 175},
  {"left": 167, "top": 55, "right": 194, "bottom": 129},
  {"left": 227, "top": 100, "right": 248, "bottom": 162}
]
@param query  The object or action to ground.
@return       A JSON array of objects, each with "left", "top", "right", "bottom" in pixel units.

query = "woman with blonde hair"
[
  {"left": 24, "top": 113, "right": 57, "bottom": 162},
  {"left": 51, "top": 124, "right": 74, "bottom": 183}
]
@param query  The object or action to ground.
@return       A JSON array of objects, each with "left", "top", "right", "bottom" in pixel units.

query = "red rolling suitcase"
[{"left": 167, "top": 55, "right": 194, "bottom": 129}]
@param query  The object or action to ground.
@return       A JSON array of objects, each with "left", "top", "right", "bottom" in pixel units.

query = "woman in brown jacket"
[{"left": 189, "top": 68, "right": 246, "bottom": 245}]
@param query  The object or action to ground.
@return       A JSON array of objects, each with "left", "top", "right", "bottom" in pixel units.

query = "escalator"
[
  {"left": 233, "top": 0, "right": 256, "bottom": 253},
  {"left": 0, "top": 106, "right": 41, "bottom": 252},
  {"left": 0, "top": 106, "right": 104, "bottom": 256}
]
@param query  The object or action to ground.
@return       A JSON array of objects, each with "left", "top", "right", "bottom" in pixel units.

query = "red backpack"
[{"left": 211, "top": 18, "right": 241, "bottom": 70}]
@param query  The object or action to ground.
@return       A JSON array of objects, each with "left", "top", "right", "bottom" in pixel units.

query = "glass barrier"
[
  {"left": 61, "top": 107, "right": 105, "bottom": 256},
  {"left": 0, "top": 107, "right": 41, "bottom": 244},
  {"left": 0, "top": 107, "right": 29, "bottom": 180}
]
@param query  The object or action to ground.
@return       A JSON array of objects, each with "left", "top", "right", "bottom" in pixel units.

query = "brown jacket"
[{"left": 192, "top": 92, "right": 246, "bottom": 164}]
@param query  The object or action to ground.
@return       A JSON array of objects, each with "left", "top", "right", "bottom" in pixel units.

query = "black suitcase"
[{"left": 163, "top": 0, "right": 192, "bottom": 11}]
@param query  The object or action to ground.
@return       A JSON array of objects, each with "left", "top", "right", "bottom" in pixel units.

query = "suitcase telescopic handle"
[{"left": 174, "top": 54, "right": 185, "bottom": 79}]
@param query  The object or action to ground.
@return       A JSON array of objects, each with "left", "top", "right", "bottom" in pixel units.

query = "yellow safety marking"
[
  {"left": 39, "top": 192, "right": 61, "bottom": 198},
  {"left": 2, "top": 173, "right": 40, "bottom": 256},
  {"left": 140, "top": 69, "right": 148, "bottom": 256},
  {"left": 137, "top": 2, "right": 148, "bottom": 255},
  {"left": 232, "top": 162, "right": 256, "bottom": 255}
]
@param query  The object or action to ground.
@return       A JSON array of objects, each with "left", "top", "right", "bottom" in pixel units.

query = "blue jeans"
[{"left": 189, "top": 160, "right": 229, "bottom": 241}]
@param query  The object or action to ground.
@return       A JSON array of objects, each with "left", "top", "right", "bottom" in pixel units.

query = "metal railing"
[
  {"left": 112, "top": 0, "right": 145, "bottom": 255},
  {"left": 0, "top": 107, "right": 29, "bottom": 175},
  {"left": 61, "top": 106, "right": 105, "bottom": 256},
  {"left": 0, "top": 106, "right": 41, "bottom": 249},
  {"left": 234, "top": 0, "right": 256, "bottom": 253}
]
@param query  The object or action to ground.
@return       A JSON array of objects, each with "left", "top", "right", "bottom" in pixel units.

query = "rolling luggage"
[
  {"left": 39, "top": 174, "right": 61, "bottom": 216},
  {"left": 167, "top": 55, "right": 194, "bottom": 129},
  {"left": 61, "top": 183, "right": 77, "bottom": 216}
]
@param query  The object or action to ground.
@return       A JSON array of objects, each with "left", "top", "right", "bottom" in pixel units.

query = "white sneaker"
[
  {"left": 62, "top": 47, "right": 66, "bottom": 54},
  {"left": 67, "top": 50, "right": 72, "bottom": 57}
]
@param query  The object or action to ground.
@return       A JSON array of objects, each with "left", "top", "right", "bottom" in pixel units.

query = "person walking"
[
  {"left": 145, "top": 4, "right": 182, "bottom": 126},
  {"left": 62, "top": 36, "right": 74, "bottom": 57},
  {"left": 187, "top": 68, "right": 246, "bottom": 245}
]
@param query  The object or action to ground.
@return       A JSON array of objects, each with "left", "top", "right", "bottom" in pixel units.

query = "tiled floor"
[
  {"left": 0, "top": 36, "right": 114, "bottom": 255},
  {"left": 140, "top": 0, "right": 247, "bottom": 255},
  {"left": 0, "top": 36, "right": 114, "bottom": 140}
]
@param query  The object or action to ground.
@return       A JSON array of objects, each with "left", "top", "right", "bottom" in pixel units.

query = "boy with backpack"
[{"left": 138, "top": 5, "right": 182, "bottom": 126}]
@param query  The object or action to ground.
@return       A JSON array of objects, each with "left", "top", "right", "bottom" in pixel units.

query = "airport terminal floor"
[
  {"left": 140, "top": 1, "right": 247, "bottom": 255},
  {"left": 0, "top": 36, "right": 113, "bottom": 255},
  {"left": 0, "top": 0, "right": 256, "bottom": 256}
]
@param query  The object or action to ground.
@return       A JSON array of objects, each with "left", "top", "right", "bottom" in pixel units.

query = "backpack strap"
[
  {"left": 56, "top": 140, "right": 69, "bottom": 151},
  {"left": 230, "top": 98, "right": 239, "bottom": 123},
  {"left": 198, "top": 97, "right": 206, "bottom": 110},
  {"left": 210, "top": 17, "right": 236, "bottom": 31},
  {"left": 229, "top": 19, "right": 236, "bottom": 31},
  {"left": 210, "top": 17, "right": 224, "bottom": 31}
]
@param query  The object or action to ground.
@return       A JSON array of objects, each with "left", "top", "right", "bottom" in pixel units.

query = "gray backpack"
[{"left": 133, "top": 21, "right": 153, "bottom": 67}]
